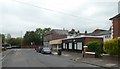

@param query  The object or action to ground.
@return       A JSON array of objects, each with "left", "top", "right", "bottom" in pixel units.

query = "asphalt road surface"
[{"left": 2, "top": 49, "right": 105, "bottom": 69}]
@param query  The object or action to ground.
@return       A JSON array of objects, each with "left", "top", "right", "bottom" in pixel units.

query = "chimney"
[{"left": 85, "top": 30, "right": 87, "bottom": 35}]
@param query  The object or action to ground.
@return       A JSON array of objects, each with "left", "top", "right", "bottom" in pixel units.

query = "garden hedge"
[
  {"left": 104, "top": 38, "right": 120, "bottom": 56},
  {"left": 86, "top": 41, "right": 103, "bottom": 57}
]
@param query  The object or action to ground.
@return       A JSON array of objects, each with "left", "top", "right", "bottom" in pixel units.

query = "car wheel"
[{"left": 39, "top": 51, "right": 41, "bottom": 53}]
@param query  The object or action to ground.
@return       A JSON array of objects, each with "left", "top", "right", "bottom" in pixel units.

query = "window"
[
  {"left": 105, "top": 35, "right": 111, "bottom": 38},
  {"left": 77, "top": 42, "right": 82, "bottom": 50},
  {"left": 69, "top": 43, "right": 72, "bottom": 49},
  {"left": 63, "top": 43, "right": 65, "bottom": 49},
  {"left": 65, "top": 44, "right": 67, "bottom": 49},
  {"left": 74, "top": 44, "right": 77, "bottom": 50}
]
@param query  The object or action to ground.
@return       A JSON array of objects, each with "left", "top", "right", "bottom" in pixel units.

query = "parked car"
[
  {"left": 41, "top": 47, "right": 52, "bottom": 54},
  {"left": 5, "top": 44, "right": 12, "bottom": 49},
  {"left": 36, "top": 46, "right": 43, "bottom": 53},
  {"left": 2, "top": 44, "right": 12, "bottom": 49}
]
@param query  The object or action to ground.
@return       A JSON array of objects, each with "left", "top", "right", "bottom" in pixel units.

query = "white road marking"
[{"left": 62, "top": 54, "right": 70, "bottom": 57}]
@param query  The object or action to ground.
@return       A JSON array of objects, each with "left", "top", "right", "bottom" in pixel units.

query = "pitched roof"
[
  {"left": 49, "top": 29, "right": 69, "bottom": 35},
  {"left": 93, "top": 30, "right": 111, "bottom": 36},
  {"left": 109, "top": 13, "right": 120, "bottom": 20},
  {"left": 90, "top": 29, "right": 111, "bottom": 36}
]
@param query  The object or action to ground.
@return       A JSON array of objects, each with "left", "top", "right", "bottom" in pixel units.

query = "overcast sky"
[{"left": 0, "top": 0, "right": 119, "bottom": 37}]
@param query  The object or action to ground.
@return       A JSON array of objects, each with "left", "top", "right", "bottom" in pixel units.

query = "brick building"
[
  {"left": 43, "top": 29, "right": 68, "bottom": 46},
  {"left": 62, "top": 36, "right": 103, "bottom": 51},
  {"left": 110, "top": 13, "right": 120, "bottom": 39},
  {"left": 49, "top": 35, "right": 103, "bottom": 52}
]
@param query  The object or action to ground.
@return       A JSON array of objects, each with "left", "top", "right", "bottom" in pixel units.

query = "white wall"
[{"left": 103, "top": 35, "right": 112, "bottom": 42}]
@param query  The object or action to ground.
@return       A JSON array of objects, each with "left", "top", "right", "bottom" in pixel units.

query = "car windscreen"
[{"left": 2, "top": 44, "right": 11, "bottom": 47}]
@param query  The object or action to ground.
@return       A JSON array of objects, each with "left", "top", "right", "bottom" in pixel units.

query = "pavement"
[
  {"left": 0, "top": 49, "right": 12, "bottom": 68},
  {"left": 2, "top": 49, "right": 13, "bottom": 60},
  {"left": 54, "top": 51, "right": 120, "bottom": 69}
]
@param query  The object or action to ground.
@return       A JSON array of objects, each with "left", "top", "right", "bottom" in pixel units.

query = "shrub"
[
  {"left": 104, "top": 38, "right": 119, "bottom": 56},
  {"left": 86, "top": 41, "right": 103, "bottom": 57}
]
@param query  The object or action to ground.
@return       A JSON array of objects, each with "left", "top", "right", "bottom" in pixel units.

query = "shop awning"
[{"left": 49, "top": 39, "right": 62, "bottom": 44}]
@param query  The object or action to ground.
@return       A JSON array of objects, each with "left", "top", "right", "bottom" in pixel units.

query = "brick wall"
[
  {"left": 84, "top": 37, "right": 103, "bottom": 45},
  {"left": 112, "top": 18, "right": 120, "bottom": 38}
]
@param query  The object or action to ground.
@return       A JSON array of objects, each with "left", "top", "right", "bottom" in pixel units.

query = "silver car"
[{"left": 41, "top": 47, "right": 52, "bottom": 54}]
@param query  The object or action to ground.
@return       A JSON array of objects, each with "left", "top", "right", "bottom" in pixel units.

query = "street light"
[{"left": 21, "top": 31, "right": 23, "bottom": 48}]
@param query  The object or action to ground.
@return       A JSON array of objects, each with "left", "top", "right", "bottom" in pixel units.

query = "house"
[
  {"left": 109, "top": 13, "right": 120, "bottom": 39},
  {"left": 90, "top": 29, "right": 112, "bottom": 41},
  {"left": 43, "top": 29, "right": 68, "bottom": 46}
]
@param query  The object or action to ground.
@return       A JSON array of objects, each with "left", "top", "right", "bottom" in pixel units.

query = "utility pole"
[{"left": 21, "top": 31, "right": 22, "bottom": 48}]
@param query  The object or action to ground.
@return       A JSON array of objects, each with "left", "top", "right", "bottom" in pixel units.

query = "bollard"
[{"left": 83, "top": 46, "right": 88, "bottom": 57}]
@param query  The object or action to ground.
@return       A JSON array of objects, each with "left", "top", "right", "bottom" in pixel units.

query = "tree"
[
  {"left": 23, "top": 31, "right": 37, "bottom": 45},
  {"left": 1, "top": 34, "right": 5, "bottom": 44},
  {"left": 6, "top": 34, "right": 11, "bottom": 39},
  {"left": 15, "top": 37, "right": 22, "bottom": 46},
  {"left": 23, "top": 28, "right": 51, "bottom": 45},
  {"left": 7, "top": 38, "right": 16, "bottom": 45},
  {"left": 5, "top": 34, "right": 12, "bottom": 44},
  {"left": 35, "top": 28, "right": 51, "bottom": 45}
]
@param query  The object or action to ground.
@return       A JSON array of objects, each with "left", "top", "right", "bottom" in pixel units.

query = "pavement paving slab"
[{"left": 60, "top": 51, "right": 119, "bottom": 69}]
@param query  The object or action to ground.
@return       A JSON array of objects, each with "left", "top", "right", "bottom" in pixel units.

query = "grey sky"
[{"left": 0, "top": 0, "right": 119, "bottom": 37}]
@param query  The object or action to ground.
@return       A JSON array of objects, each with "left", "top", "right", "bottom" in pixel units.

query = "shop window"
[
  {"left": 63, "top": 43, "right": 65, "bottom": 49},
  {"left": 77, "top": 42, "right": 82, "bottom": 50},
  {"left": 74, "top": 43, "right": 77, "bottom": 50},
  {"left": 69, "top": 43, "right": 72, "bottom": 49}
]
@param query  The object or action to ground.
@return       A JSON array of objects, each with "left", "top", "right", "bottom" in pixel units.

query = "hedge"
[
  {"left": 86, "top": 41, "right": 103, "bottom": 57},
  {"left": 104, "top": 38, "right": 120, "bottom": 56}
]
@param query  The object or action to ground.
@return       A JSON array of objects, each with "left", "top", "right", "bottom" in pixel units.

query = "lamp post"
[{"left": 21, "top": 31, "right": 23, "bottom": 48}]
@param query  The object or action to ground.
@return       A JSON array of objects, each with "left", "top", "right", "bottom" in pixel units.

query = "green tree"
[
  {"left": 1, "top": 34, "right": 5, "bottom": 44},
  {"left": 23, "top": 31, "right": 36, "bottom": 45},
  {"left": 35, "top": 28, "right": 51, "bottom": 45},
  {"left": 15, "top": 37, "right": 22, "bottom": 46},
  {"left": 7, "top": 38, "right": 16, "bottom": 45},
  {"left": 23, "top": 28, "right": 51, "bottom": 45},
  {"left": 0, "top": 34, "right": 6, "bottom": 44}
]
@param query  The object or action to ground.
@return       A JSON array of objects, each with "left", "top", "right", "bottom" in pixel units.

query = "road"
[{"left": 2, "top": 49, "right": 105, "bottom": 68}]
